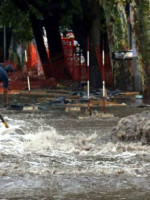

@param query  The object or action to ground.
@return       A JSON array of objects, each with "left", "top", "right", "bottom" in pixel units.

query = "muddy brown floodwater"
[{"left": 0, "top": 92, "right": 150, "bottom": 199}]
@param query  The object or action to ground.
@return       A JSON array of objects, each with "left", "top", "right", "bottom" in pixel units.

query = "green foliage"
[
  {"left": 0, "top": 0, "right": 129, "bottom": 48},
  {"left": 100, "top": 0, "right": 129, "bottom": 51},
  {"left": 60, "top": 0, "right": 82, "bottom": 27},
  {"left": 0, "top": 0, "right": 33, "bottom": 42}
]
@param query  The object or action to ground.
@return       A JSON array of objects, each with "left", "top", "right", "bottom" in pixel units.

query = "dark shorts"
[{"left": 0, "top": 67, "right": 9, "bottom": 88}]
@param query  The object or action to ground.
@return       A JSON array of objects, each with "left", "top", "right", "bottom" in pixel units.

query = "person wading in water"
[{"left": 0, "top": 64, "right": 14, "bottom": 107}]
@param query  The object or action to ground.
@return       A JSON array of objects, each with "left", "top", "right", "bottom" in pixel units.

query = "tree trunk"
[
  {"left": 11, "top": 0, "right": 51, "bottom": 78},
  {"left": 12, "top": 0, "right": 68, "bottom": 80},
  {"left": 72, "top": 16, "right": 88, "bottom": 63},
  {"left": 101, "top": 0, "right": 130, "bottom": 89},
  {"left": 72, "top": 0, "right": 102, "bottom": 88},
  {"left": 130, "top": 0, "right": 150, "bottom": 97},
  {"left": 89, "top": 6, "right": 102, "bottom": 88},
  {"left": 44, "top": 14, "right": 68, "bottom": 80},
  {"left": 44, "top": 15, "right": 63, "bottom": 58},
  {"left": 30, "top": 15, "right": 51, "bottom": 78}
]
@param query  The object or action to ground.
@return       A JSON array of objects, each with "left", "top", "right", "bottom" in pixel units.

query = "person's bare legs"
[{"left": 3, "top": 87, "right": 8, "bottom": 107}]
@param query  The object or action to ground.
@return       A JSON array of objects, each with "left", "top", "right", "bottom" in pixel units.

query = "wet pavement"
[{"left": 0, "top": 90, "right": 150, "bottom": 199}]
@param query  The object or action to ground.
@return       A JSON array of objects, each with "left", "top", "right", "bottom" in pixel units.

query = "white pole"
[
  {"left": 102, "top": 40, "right": 106, "bottom": 113},
  {"left": 87, "top": 51, "right": 90, "bottom": 99},
  {"left": 25, "top": 49, "right": 31, "bottom": 92},
  {"left": 25, "top": 50, "right": 28, "bottom": 62},
  {"left": 102, "top": 48, "right": 105, "bottom": 98},
  {"left": 27, "top": 76, "right": 30, "bottom": 91},
  {"left": 102, "top": 49, "right": 105, "bottom": 66},
  {"left": 86, "top": 37, "right": 91, "bottom": 115}
]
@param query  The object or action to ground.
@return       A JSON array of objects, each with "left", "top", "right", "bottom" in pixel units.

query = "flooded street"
[{"left": 0, "top": 98, "right": 150, "bottom": 199}]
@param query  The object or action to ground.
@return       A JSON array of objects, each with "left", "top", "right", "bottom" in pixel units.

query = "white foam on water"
[
  {"left": 1, "top": 116, "right": 150, "bottom": 178},
  {"left": 24, "top": 131, "right": 99, "bottom": 156},
  {"left": 0, "top": 117, "right": 28, "bottom": 156},
  {"left": 22, "top": 129, "right": 150, "bottom": 177}
]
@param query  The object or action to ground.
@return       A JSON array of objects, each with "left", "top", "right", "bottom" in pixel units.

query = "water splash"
[{"left": 1, "top": 114, "right": 150, "bottom": 199}]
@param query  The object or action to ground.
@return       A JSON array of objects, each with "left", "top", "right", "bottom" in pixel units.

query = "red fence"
[
  {"left": 62, "top": 38, "right": 88, "bottom": 82},
  {"left": 6, "top": 38, "right": 113, "bottom": 90},
  {"left": 25, "top": 39, "right": 88, "bottom": 82}
]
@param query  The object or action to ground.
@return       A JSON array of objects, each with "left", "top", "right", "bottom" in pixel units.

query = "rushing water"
[{"left": 0, "top": 109, "right": 150, "bottom": 199}]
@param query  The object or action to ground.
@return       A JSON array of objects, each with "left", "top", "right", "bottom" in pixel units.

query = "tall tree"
[
  {"left": 71, "top": 0, "right": 103, "bottom": 88},
  {"left": 11, "top": 0, "right": 63, "bottom": 78},
  {"left": 25, "top": 0, "right": 68, "bottom": 79},
  {"left": 99, "top": 0, "right": 130, "bottom": 88},
  {"left": 0, "top": 0, "right": 33, "bottom": 65},
  {"left": 130, "top": 0, "right": 150, "bottom": 97}
]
